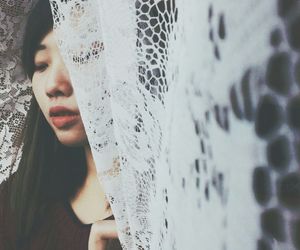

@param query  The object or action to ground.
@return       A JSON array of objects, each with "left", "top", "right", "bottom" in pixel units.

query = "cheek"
[{"left": 32, "top": 82, "right": 48, "bottom": 118}]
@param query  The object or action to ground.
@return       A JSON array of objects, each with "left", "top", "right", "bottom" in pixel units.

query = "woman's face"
[{"left": 32, "top": 30, "right": 88, "bottom": 147}]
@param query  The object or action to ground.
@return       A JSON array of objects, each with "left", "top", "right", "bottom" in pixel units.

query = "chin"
[{"left": 56, "top": 133, "right": 88, "bottom": 147}]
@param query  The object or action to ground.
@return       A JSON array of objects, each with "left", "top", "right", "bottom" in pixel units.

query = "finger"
[
  {"left": 88, "top": 237, "right": 108, "bottom": 250},
  {"left": 92, "top": 220, "right": 118, "bottom": 239},
  {"left": 94, "top": 239, "right": 107, "bottom": 250}
]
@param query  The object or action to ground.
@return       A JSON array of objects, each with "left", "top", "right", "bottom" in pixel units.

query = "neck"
[
  {"left": 84, "top": 145, "right": 97, "bottom": 178},
  {"left": 68, "top": 144, "right": 112, "bottom": 224}
]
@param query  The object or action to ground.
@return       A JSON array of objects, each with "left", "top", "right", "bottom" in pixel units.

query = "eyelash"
[{"left": 34, "top": 63, "right": 48, "bottom": 73}]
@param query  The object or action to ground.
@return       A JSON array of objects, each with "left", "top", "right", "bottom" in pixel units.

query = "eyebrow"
[{"left": 35, "top": 44, "right": 47, "bottom": 54}]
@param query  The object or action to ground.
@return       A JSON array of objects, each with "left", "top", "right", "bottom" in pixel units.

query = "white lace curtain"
[{"left": 1, "top": 0, "right": 300, "bottom": 249}]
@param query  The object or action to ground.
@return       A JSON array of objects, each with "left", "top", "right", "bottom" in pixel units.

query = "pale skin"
[{"left": 32, "top": 30, "right": 118, "bottom": 249}]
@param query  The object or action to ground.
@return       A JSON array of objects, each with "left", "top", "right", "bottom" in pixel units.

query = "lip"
[{"left": 49, "top": 106, "right": 80, "bottom": 129}]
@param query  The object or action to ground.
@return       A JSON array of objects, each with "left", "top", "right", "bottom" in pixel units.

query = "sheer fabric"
[
  {"left": 1, "top": 0, "right": 300, "bottom": 249},
  {"left": 0, "top": 0, "right": 36, "bottom": 182}
]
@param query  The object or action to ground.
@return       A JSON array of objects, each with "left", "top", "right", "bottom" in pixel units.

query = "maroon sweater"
[{"left": 0, "top": 180, "right": 122, "bottom": 250}]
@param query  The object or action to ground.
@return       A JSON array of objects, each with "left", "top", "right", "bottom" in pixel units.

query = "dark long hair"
[{"left": 5, "top": 0, "right": 87, "bottom": 248}]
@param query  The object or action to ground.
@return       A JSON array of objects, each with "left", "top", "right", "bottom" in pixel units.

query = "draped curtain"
[
  {"left": 1, "top": 0, "right": 299, "bottom": 249},
  {"left": 0, "top": 0, "right": 34, "bottom": 182}
]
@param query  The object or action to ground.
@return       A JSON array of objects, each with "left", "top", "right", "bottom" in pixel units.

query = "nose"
[{"left": 46, "top": 60, "right": 73, "bottom": 98}]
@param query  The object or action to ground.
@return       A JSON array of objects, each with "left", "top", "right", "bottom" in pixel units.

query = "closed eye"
[{"left": 34, "top": 63, "right": 48, "bottom": 73}]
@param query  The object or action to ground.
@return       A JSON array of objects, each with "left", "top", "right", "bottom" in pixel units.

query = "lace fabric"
[
  {"left": 0, "top": 0, "right": 36, "bottom": 182},
  {"left": 1, "top": 0, "right": 300, "bottom": 249}
]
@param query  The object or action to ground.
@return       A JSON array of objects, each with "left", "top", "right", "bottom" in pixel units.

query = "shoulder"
[
  {"left": 0, "top": 175, "right": 16, "bottom": 249},
  {"left": 0, "top": 174, "right": 16, "bottom": 222},
  {"left": 0, "top": 176, "right": 10, "bottom": 205},
  {"left": 0, "top": 173, "right": 18, "bottom": 230},
  {"left": 0, "top": 174, "right": 15, "bottom": 204}
]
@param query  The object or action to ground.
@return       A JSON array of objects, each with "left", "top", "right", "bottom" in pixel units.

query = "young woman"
[{"left": 0, "top": 0, "right": 122, "bottom": 249}]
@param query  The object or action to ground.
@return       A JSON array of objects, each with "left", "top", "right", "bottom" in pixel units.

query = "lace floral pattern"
[{"left": 0, "top": 0, "right": 35, "bottom": 182}]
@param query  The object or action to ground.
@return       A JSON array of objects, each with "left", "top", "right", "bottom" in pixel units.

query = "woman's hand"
[{"left": 88, "top": 220, "right": 118, "bottom": 250}]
